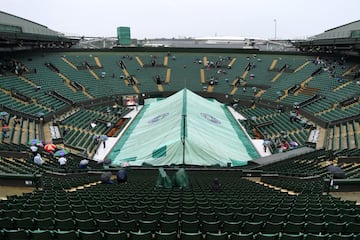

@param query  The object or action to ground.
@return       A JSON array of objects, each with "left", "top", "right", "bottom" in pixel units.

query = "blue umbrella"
[
  {"left": 102, "top": 135, "right": 108, "bottom": 141},
  {"left": 0, "top": 111, "right": 8, "bottom": 116},
  {"left": 28, "top": 138, "right": 42, "bottom": 146}
]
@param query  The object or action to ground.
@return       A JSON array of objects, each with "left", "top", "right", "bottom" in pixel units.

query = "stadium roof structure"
[
  {"left": 0, "top": 11, "right": 78, "bottom": 51},
  {"left": 295, "top": 20, "right": 360, "bottom": 55},
  {"left": 109, "top": 89, "right": 259, "bottom": 167}
]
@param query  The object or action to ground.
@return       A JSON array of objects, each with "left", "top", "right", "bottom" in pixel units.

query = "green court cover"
[{"left": 109, "top": 89, "right": 258, "bottom": 167}]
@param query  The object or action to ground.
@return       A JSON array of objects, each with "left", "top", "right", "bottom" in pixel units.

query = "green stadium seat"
[
  {"left": 304, "top": 221, "right": 326, "bottom": 234},
  {"left": 13, "top": 217, "right": 34, "bottom": 230},
  {"left": 262, "top": 221, "right": 283, "bottom": 234},
  {"left": 283, "top": 221, "right": 304, "bottom": 234},
  {"left": 205, "top": 232, "right": 228, "bottom": 240},
  {"left": 254, "top": 233, "right": 279, "bottom": 240},
  {"left": 180, "top": 220, "right": 200, "bottom": 233},
  {"left": 180, "top": 232, "right": 203, "bottom": 240},
  {"left": 159, "top": 219, "right": 179, "bottom": 233},
  {"left": 154, "top": 231, "right": 178, "bottom": 240},
  {"left": 78, "top": 230, "right": 103, "bottom": 240},
  {"left": 117, "top": 219, "right": 139, "bottom": 233},
  {"left": 303, "top": 233, "right": 329, "bottom": 240},
  {"left": 138, "top": 219, "right": 158, "bottom": 233},
  {"left": 328, "top": 233, "right": 353, "bottom": 240},
  {"left": 0, "top": 217, "right": 14, "bottom": 229},
  {"left": 201, "top": 220, "right": 221, "bottom": 233},
  {"left": 96, "top": 219, "right": 118, "bottom": 232},
  {"left": 55, "top": 218, "right": 76, "bottom": 231},
  {"left": 129, "top": 231, "right": 153, "bottom": 240},
  {"left": 29, "top": 230, "right": 54, "bottom": 240},
  {"left": 3, "top": 229, "right": 29, "bottom": 240},
  {"left": 103, "top": 230, "right": 127, "bottom": 240},
  {"left": 280, "top": 233, "right": 304, "bottom": 240},
  {"left": 54, "top": 230, "right": 79, "bottom": 240},
  {"left": 229, "top": 232, "right": 254, "bottom": 240}
]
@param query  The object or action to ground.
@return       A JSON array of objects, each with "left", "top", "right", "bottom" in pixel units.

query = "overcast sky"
[{"left": 2, "top": 0, "right": 359, "bottom": 39}]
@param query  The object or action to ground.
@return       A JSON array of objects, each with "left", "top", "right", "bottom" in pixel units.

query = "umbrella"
[
  {"left": 28, "top": 138, "right": 42, "bottom": 146},
  {"left": 327, "top": 165, "right": 346, "bottom": 179},
  {"left": 38, "top": 112, "right": 45, "bottom": 117},
  {"left": 44, "top": 143, "right": 56, "bottom": 152},
  {"left": 30, "top": 145, "right": 38, "bottom": 152},
  {"left": 54, "top": 149, "right": 69, "bottom": 157},
  {"left": 80, "top": 159, "right": 89, "bottom": 165},
  {"left": 79, "top": 159, "right": 89, "bottom": 169},
  {"left": 101, "top": 135, "right": 108, "bottom": 141},
  {"left": 289, "top": 141, "right": 298, "bottom": 147},
  {"left": 0, "top": 111, "right": 8, "bottom": 116},
  {"left": 104, "top": 159, "right": 112, "bottom": 165}
]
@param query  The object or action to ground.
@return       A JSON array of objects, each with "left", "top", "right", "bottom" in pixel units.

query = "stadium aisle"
[
  {"left": 227, "top": 106, "right": 271, "bottom": 157},
  {"left": 92, "top": 106, "right": 142, "bottom": 162}
]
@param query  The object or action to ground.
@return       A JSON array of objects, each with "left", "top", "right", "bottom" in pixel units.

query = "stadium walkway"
[
  {"left": 92, "top": 105, "right": 142, "bottom": 162},
  {"left": 92, "top": 105, "right": 271, "bottom": 162}
]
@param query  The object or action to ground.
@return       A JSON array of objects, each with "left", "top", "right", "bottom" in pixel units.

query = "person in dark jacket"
[
  {"left": 116, "top": 168, "right": 128, "bottom": 184},
  {"left": 211, "top": 178, "right": 222, "bottom": 191}
]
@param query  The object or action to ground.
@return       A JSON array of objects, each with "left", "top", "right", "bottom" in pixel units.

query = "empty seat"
[
  {"left": 138, "top": 219, "right": 158, "bottom": 233},
  {"left": 129, "top": 231, "right": 153, "bottom": 240},
  {"left": 29, "top": 229, "right": 54, "bottom": 240},
  {"left": 103, "top": 230, "right": 127, "bottom": 240},
  {"left": 242, "top": 221, "right": 263, "bottom": 234},
  {"left": 201, "top": 220, "right": 221, "bottom": 233},
  {"left": 3, "top": 229, "right": 29, "bottom": 240},
  {"left": 117, "top": 219, "right": 139, "bottom": 233},
  {"left": 154, "top": 231, "right": 178, "bottom": 240},
  {"left": 222, "top": 220, "right": 242, "bottom": 234},
  {"left": 180, "top": 232, "right": 203, "bottom": 240},
  {"left": 159, "top": 219, "right": 179, "bottom": 233},
  {"left": 180, "top": 220, "right": 200, "bottom": 233},
  {"left": 54, "top": 230, "right": 78, "bottom": 240},
  {"left": 205, "top": 232, "right": 228, "bottom": 240},
  {"left": 96, "top": 219, "right": 119, "bottom": 232}
]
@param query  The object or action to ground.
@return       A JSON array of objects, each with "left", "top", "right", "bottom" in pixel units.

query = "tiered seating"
[
  {"left": 0, "top": 169, "right": 359, "bottom": 239},
  {"left": 58, "top": 104, "right": 129, "bottom": 155},
  {"left": 0, "top": 151, "right": 102, "bottom": 174},
  {"left": 1, "top": 114, "right": 40, "bottom": 147},
  {"left": 238, "top": 106, "right": 312, "bottom": 148},
  {"left": 327, "top": 120, "right": 360, "bottom": 151}
]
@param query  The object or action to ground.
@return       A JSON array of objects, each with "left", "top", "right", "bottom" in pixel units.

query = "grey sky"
[{"left": 2, "top": 0, "right": 359, "bottom": 39}]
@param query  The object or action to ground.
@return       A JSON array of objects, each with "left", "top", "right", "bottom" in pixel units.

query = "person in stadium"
[
  {"left": 116, "top": 168, "right": 128, "bottom": 184},
  {"left": 79, "top": 159, "right": 89, "bottom": 169},
  {"left": 100, "top": 171, "right": 113, "bottom": 184},
  {"left": 211, "top": 178, "right": 222, "bottom": 191},
  {"left": 281, "top": 140, "right": 290, "bottom": 152},
  {"left": 58, "top": 156, "right": 67, "bottom": 168},
  {"left": 34, "top": 153, "right": 44, "bottom": 166},
  {"left": 172, "top": 168, "right": 189, "bottom": 189}
]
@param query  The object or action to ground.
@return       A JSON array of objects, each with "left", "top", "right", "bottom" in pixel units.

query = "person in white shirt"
[
  {"left": 34, "top": 153, "right": 44, "bottom": 165},
  {"left": 58, "top": 157, "right": 67, "bottom": 166}
]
